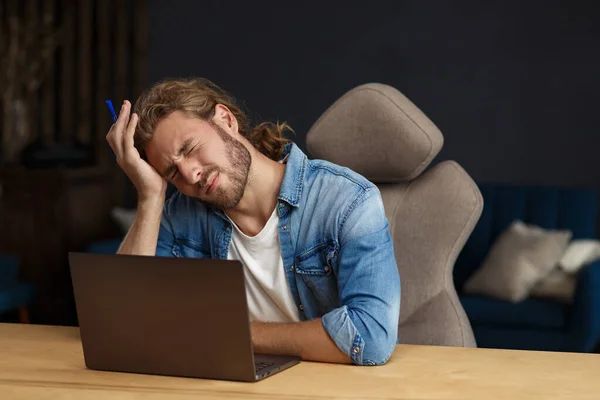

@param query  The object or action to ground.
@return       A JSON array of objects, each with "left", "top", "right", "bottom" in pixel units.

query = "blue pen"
[{"left": 105, "top": 100, "right": 118, "bottom": 123}]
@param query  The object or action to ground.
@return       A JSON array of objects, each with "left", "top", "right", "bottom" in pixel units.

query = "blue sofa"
[
  {"left": 0, "top": 254, "right": 36, "bottom": 322},
  {"left": 454, "top": 183, "right": 600, "bottom": 352}
]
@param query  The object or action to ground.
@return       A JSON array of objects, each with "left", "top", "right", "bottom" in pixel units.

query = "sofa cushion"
[
  {"left": 463, "top": 220, "right": 572, "bottom": 302},
  {"left": 460, "top": 294, "right": 568, "bottom": 330},
  {"left": 472, "top": 325, "right": 568, "bottom": 351},
  {"left": 454, "top": 184, "right": 597, "bottom": 291},
  {"left": 0, "top": 283, "right": 36, "bottom": 313}
]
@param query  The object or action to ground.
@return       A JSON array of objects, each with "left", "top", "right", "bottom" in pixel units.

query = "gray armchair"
[{"left": 306, "top": 83, "right": 483, "bottom": 347}]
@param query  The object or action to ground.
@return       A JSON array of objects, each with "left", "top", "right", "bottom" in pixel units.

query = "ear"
[{"left": 213, "top": 104, "right": 239, "bottom": 135}]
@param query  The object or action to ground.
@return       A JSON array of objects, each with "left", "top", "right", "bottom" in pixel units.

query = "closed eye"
[{"left": 165, "top": 140, "right": 199, "bottom": 180}]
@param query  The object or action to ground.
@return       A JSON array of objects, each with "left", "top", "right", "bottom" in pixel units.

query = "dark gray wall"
[{"left": 147, "top": 0, "right": 600, "bottom": 188}]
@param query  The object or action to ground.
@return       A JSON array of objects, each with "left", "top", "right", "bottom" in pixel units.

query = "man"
[{"left": 106, "top": 78, "right": 400, "bottom": 366}]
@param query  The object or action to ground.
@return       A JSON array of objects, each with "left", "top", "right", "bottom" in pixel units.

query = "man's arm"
[
  {"left": 319, "top": 187, "right": 400, "bottom": 366},
  {"left": 117, "top": 198, "right": 164, "bottom": 256},
  {"left": 251, "top": 318, "right": 352, "bottom": 364},
  {"left": 105, "top": 99, "right": 168, "bottom": 256},
  {"left": 253, "top": 187, "right": 400, "bottom": 366}
]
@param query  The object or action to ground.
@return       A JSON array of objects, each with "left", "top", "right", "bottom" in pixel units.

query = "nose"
[{"left": 179, "top": 159, "right": 202, "bottom": 185}]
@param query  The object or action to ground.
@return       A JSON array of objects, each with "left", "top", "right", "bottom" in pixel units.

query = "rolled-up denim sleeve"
[{"left": 321, "top": 187, "right": 401, "bottom": 365}]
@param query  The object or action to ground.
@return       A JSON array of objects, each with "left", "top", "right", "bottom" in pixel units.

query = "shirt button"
[
  {"left": 353, "top": 347, "right": 360, "bottom": 353},
  {"left": 289, "top": 265, "right": 295, "bottom": 271},
  {"left": 281, "top": 225, "right": 287, "bottom": 231},
  {"left": 299, "top": 304, "right": 304, "bottom": 310}
]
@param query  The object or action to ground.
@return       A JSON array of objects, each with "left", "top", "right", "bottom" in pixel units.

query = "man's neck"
[{"left": 224, "top": 147, "right": 286, "bottom": 237}]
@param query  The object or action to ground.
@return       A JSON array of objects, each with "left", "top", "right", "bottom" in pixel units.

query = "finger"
[
  {"left": 112, "top": 100, "right": 131, "bottom": 155},
  {"left": 113, "top": 100, "right": 131, "bottom": 139},
  {"left": 123, "top": 112, "right": 138, "bottom": 157}
]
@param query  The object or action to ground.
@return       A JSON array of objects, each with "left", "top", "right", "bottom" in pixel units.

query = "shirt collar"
[{"left": 277, "top": 142, "right": 307, "bottom": 207}]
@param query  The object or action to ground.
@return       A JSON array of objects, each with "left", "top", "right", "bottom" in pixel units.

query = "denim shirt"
[{"left": 156, "top": 143, "right": 401, "bottom": 365}]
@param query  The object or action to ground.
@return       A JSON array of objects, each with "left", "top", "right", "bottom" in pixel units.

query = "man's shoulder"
[
  {"left": 301, "top": 158, "right": 382, "bottom": 220},
  {"left": 300, "top": 158, "right": 386, "bottom": 237},
  {"left": 306, "top": 158, "right": 377, "bottom": 193}
]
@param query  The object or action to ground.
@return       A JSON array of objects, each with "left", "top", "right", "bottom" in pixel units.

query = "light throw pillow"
[
  {"left": 530, "top": 269, "right": 577, "bottom": 304},
  {"left": 558, "top": 239, "right": 600, "bottom": 273},
  {"left": 464, "top": 220, "right": 572, "bottom": 302}
]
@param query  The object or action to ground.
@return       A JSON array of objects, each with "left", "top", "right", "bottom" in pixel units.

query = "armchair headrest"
[{"left": 306, "top": 83, "right": 444, "bottom": 182}]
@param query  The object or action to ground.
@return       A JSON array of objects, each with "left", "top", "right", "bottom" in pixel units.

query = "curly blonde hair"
[{"left": 133, "top": 77, "right": 293, "bottom": 160}]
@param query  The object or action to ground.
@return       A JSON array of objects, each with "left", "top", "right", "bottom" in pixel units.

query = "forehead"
[
  {"left": 151, "top": 111, "right": 212, "bottom": 149},
  {"left": 145, "top": 111, "right": 213, "bottom": 168}
]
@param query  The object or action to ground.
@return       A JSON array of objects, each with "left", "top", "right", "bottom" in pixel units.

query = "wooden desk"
[{"left": 0, "top": 323, "right": 598, "bottom": 399}]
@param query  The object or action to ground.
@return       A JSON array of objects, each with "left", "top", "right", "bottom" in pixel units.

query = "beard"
[{"left": 197, "top": 124, "right": 251, "bottom": 210}]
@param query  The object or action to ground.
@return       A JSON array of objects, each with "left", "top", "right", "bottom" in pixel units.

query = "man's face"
[{"left": 145, "top": 111, "right": 251, "bottom": 209}]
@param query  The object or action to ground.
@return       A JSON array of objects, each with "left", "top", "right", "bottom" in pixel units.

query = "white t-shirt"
[{"left": 226, "top": 209, "right": 300, "bottom": 323}]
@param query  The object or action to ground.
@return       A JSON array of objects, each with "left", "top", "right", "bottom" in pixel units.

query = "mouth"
[{"left": 205, "top": 172, "right": 219, "bottom": 195}]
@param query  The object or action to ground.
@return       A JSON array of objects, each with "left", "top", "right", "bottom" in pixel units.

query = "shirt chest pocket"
[
  {"left": 295, "top": 241, "right": 340, "bottom": 313},
  {"left": 172, "top": 239, "right": 212, "bottom": 258}
]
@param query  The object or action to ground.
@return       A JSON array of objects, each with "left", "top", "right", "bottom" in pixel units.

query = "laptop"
[{"left": 68, "top": 252, "right": 300, "bottom": 382}]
